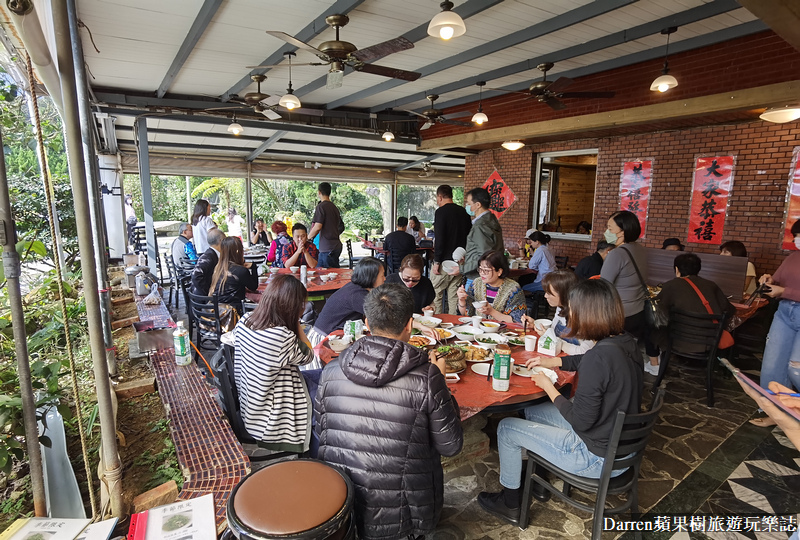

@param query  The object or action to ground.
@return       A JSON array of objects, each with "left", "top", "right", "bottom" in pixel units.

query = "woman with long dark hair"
[
  {"left": 191, "top": 199, "right": 217, "bottom": 253},
  {"left": 406, "top": 216, "right": 426, "bottom": 243},
  {"left": 477, "top": 279, "right": 643, "bottom": 524},
  {"left": 209, "top": 236, "right": 258, "bottom": 314},
  {"left": 233, "top": 275, "right": 315, "bottom": 452},
  {"left": 521, "top": 230, "right": 556, "bottom": 293}
]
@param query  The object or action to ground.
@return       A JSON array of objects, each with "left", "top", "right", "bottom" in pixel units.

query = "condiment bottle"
[{"left": 492, "top": 344, "right": 512, "bottom": 392}]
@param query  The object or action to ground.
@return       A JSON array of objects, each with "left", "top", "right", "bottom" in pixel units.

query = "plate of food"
[
  {"left": 512, "top": 365, "right": 558, "bottom": 383},
  {"left": 475, "top": 334, "right": 508, "bottom": 349},
  {"left": 458, "top": 317, "right": 474, "bottom": 324},
  {"left": 417, "top": 316, "right": 442, "bottom": 328},
  {"left": 506, "top": 336, "right": 525, "bottom": 347},
  {"left": 453, "top": 326, "right": 483, "bottom": 341},
  {"left": 436, "top": 345, "right": 466, "bottom": 373},
  {"left": 434, "top": 327, "right": 455, "bottom": 341},
  {"left": 409, "top": 335, "right": 435, "bottom": 348},
  {"left": 479, "top": 321, "right": 501, "bottom": 333},
  {"left": 462, "top": 343, "right": 491, "bottom": 362}
]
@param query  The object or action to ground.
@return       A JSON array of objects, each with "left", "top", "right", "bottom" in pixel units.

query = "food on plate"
[
  {"left": 482, "top": 321, "right": 500, "bottom": 328},
  {"left": 508, "top": 337, "right": 525, "bottom": 346},
  {"left": 436, "top": 345, "right": 467, "bottom": 373},
  {"left": 409, "top": 335, "right": 431, "bottom": 348},
  {"left": 463, "top": 345, "right": 490, "bottom": 361},
  {"left": 476, "top": 336, "right": 499, "bottom": 344},
  {"left": 434, "top": 328, "right": 453, "bottom": 340}
]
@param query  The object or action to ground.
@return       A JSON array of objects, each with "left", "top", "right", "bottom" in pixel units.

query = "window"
[{"left": 533, "top": 149, "right": 598, "bottom": 240}]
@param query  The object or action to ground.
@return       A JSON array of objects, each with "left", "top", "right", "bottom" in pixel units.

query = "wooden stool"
[{"left": 226, "top": 459, "right": 354, "bottom": 540}]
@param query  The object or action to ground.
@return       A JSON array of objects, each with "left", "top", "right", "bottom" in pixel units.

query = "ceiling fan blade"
[
  {"left": 545, "top": 76, "right": 573, "bottom": 94},
  {"left": 260, "top": 95, "right": 281, "bottom": 106},
  {"left": 246, "top": 62, "right": 326, "bottom": 69},
  {"left": 441, "top": 110, "right": 473, "bottom": 119},
  {"left": 484, "top": 86, "right": 529, "bottom": 96},
  {"left": 356, "top": 63, "right": 420, "bottom": 81},
  {"left": 397, "top": 108, "right": 430, "bottom": 119},
  {"left": 557, "top": 91, "right": 616, "bottom": 99},
  {"left": 326, "top": 70, "right": 344, "bottom": 89},
  {"left": 420, "top": 121, "right": 433, "bottom": 130},
  {"left": 542, "top": 96, "right": 566, "bottom": 110},
  {"left": 265, "top": 31, "right": 322, "bottom": 54},
  {"left": 439, "top": 118, "right": 472, "bottom": 127},
  {"left": 292, "top": 106, "right": 325, "bottom": 117},
  {"left": 488, "top": 96, "right": 529, "bottom": 107},
  {"left": 262, "top": 108, "right": 283, "bottom": 120},
  {"left": 351, "top": 37, "right": 414, "bottom": 63}
]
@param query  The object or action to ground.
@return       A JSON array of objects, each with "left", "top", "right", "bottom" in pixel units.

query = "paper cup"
[
  {"left": 471, "top": 316, "right": 483, "bottom": 329},
  {"left": 423, "top": 309, "right": 434, "bottom": 317},
  {"left": 525, "top": 335, "right": 538, "bottom": 352}
]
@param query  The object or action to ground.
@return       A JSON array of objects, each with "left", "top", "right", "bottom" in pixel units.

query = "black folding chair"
[
  {"left": 554, "top": 255, "right": 569, "bottom": 269},
  {"left": 160, "top": 251, "right": 177, "bottom": 308},
  {"left": 187, "top": 291, "right": 224, "bottom": 352},
  {"left": 654, "top": 308, "right": 727, "bottom": 407},
  {"left": 520, "top": 388, "right": 665, "bottom": 539},
  {"left": 346, "top": 239, "right": 354, "bottom": 270}
]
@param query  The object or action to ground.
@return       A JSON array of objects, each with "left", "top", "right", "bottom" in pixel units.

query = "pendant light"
[
  {"left": 382, "top": 129, "right": 395, "bottom": 142},
  {"left": 650, "top": 27, "right": 678, "bottom": 93},
  {"left": 279, "top": 51, "right": 302, "bottom": 110},
  {"left": 501, "top": 141, "right": 524, "bottom": 151},
  {"left": 227, "top": 114, "right": 244, "bottom": 135},
  {"left": 427, "top": 1, "right": 466, "bottom": 40},
  {"left": 471, "top": 81, "right": 488, "bottom": 125},
  {"left": 759, "top": 105, "right": 800, "bottom": 124}
]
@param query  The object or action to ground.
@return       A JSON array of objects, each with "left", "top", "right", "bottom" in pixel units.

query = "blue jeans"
[
  {"left": 522, "top": 280, "right": 544, "bottom": 293},
  {"left": 759, "top": 300, "right": 800, "bottom": 391},
  {"left": 497, "top": 402, "right": 612, "bottom": 490},
  {"left": 318, "top": 246, "right": 342, "bottom": 268}
]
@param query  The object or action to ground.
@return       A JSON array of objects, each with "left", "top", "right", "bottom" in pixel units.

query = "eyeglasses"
[
  {"left": 478, "top": 266, "right": 494, "bottom": 274},
  {"left": 400, "top": 274, "right": 421, "bottom": 283}
]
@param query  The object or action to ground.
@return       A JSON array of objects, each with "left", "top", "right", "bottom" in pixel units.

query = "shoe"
[
  {"left": 644, "top": 362, "right": 660, "bottom": 377},
  {"left": 477, "top": 491, "right": 520, "bottom": 526},
  {"left": 531, "top": 481, "right": 551, "bottom": 502}
]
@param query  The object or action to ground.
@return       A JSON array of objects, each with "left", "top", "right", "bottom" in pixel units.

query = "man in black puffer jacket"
[{"left": 315, "top": 284, "right": 463, "bottom": 540}]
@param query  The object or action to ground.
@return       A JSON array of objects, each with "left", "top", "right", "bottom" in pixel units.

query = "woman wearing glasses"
[
  {"left": 456, "top": 250, "right": 526, "bottom": 324},
  {"left": 385, "top": 254, "right": 435, "bottom": 314}
]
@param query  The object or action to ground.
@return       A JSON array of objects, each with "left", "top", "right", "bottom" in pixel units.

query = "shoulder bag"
[
  {"left": 682, "top": 277, "right": 735, "bottom": 349},
  {"left": 619, "top": 246, "right": 668, "bottom": 328}
]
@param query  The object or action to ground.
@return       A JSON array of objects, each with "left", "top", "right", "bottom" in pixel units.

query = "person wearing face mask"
[
  {"left": 448, "top": 187, "right": 504, "bottom": 286},
  {"left": 600, "top": 210, "right": 661, "bottom": 376},
  {"left": 750, "top": 219, "right": 800, "bottom": 427}
]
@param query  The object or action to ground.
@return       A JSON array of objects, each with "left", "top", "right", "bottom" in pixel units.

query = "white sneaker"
[{"left": 644, "top": 362, "right": 660, "bottom": 376}]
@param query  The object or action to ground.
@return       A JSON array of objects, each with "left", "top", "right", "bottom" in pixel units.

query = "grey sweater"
[{"left": 600, "top": 242, "right": 647, "bottom": 317}]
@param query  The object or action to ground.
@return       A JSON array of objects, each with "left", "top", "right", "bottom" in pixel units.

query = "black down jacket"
[{"left": 314, "top": 335, "right": 463, "bottom": 540}]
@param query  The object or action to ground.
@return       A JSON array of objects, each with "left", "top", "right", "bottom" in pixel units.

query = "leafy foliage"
[
  {"left": 133, "top": 419, "right": 184, "bottom": 490},
  {"left": 344, "top": 206, "right": 383, "bottom": 234}
]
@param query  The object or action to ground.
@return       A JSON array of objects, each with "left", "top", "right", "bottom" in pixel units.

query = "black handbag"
[{"left": 619, "top": 246, "right": 668, "bottom": 328}]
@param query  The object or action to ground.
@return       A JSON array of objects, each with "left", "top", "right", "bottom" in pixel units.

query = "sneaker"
[
  {"left": 477, "top": 491, "right": 520, "bottom": 526},
  {"left": 644, "top": 362, "right": 660, "bottom": 377}
]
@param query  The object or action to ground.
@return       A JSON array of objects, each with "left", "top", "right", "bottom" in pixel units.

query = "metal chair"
[
  {"left": 160, "top": 251, "right": 177, "bottom": 308},
  {"left": 555, "top": 255, "right": 569, "bottom": 269},
  {"left": 187, "top": 291, "right": 224, "bottom": 352},
  {"left": 241, "top": 300, "right": 258, "bottom": 315},
  {"left": 654, "top": 308, "right": 728, "bottom": 407},
  {"left": 520, "top": 388, "right": 665, "bottom": 539},
  {"left": 346, "top": 239, "right": 354, "bottom": 270},
  {"left": 525, "top": 290, "right": 549, "bottom": 319},
  {"left": 178, "top": 275, "right": 195, "bottom": 340}
]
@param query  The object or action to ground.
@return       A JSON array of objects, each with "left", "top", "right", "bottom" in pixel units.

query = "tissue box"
[{"left": 537, "top": 328, "right": 562, "bottom": 357}]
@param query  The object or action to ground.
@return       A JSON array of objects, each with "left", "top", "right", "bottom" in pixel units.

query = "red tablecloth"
[
  {"left": 246, "top": 267, "right": 352, "bottom": 303},
  {"left": 313, "top": 313, "right": 576, "bottom": 421}
]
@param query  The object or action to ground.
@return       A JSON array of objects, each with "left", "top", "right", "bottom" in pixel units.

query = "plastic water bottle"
[
  {"left": 173, "top": 321, "right": 191, "bottom": 366},
  {"left": 300, "top": 264, "right": 307, "bottom": 286},
  {"left": 138, "top": 252, "right": 146, "bottom": 266}
]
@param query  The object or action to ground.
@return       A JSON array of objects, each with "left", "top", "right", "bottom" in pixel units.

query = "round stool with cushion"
[{"left": 227, "top": 459, "right": 354, "bottom": 540}]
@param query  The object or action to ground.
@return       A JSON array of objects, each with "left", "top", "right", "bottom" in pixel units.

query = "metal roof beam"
[
  {"left": 155, "top": 0, "right": 224, "bottom": 98},
  {"left": 393, "top": 154, "right": 445, "bottom": 172},
  {"left": 247, "top": 130, "right": 288, "bottom": 162},
  {"left": 434, "top": 19, "right": 768, "bottom": 111},
  {"left": 369, "top": 0, "right": 743, "bottom": 112},
  {"left": 327, "top": 0, "right": 636, "bottom": 110},
  {"left": 221, "top": 0, "right": 368, "bottom": 102},
  {"left": 293, "top": 0, "right": 504, "bottom": 98}
]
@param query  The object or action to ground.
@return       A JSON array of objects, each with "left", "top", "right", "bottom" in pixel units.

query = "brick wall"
[{"left": 464, "top": 119, "right": 800, "bottom": 275}]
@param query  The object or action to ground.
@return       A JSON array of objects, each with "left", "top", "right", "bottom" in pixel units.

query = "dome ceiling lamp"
[
  {"left": 227, "top": 114, "right": 244, "bottom": 135},
  {"left": 471, "top": 81, "right": 488, "bottom": 125},
  {"left": 279, "top": 51, "right": 302, "bottom": 110},
  {"left": 650, "top": 27, "right": 678, "bottom": 93},
  {"left": 427, "top": 1, "right": 466, "bottom": 41},
  {"left": 501, "top": 140, "right": 524, "bottom": 151},
  {"left": 759, "top": 105, "right": 800, "bottom": 124}
]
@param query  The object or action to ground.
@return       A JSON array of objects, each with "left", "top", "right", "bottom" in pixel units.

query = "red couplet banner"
[
  {"left": 619, "top": 160, "right": 652, "bottom": 237},
  {"left": 688, "top": 156, "right": 735, "bottom": 245},
  {"left": 482, "top": 170, "right": 516, "bottom": 219},
  {"left": 783, "top": 148, "right": 800, "bottom": 250}
]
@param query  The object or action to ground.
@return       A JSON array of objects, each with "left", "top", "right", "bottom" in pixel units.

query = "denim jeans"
[
  {"left": 318, "top": 246, "right": 342, "bottom": 268},
  {"left": 759, "top": 300, "right": 800, "bottom": 391},
  {"left": 497, "top": 401, "right": 613, "bottom": 490},
  {"left": 522, "top": 280, "right": 544, "bottom": 293}
]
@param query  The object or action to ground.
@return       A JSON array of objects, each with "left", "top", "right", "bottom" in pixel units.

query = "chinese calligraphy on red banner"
[
  {"left": 482, "top": 170, "right": 516, "bottom": 219},
  {"left": 619, "top": 160, "right": 652, "bottom": 237},
  {"left": 783, "top": 148, "right": 800, "bottom": 250},
  {"left": 688, "top": 156, "right": 735, "bottom": 245}
]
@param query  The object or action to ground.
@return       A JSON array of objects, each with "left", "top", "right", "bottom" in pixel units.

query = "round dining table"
[{"left": 245, "top": 267, "right": 353, "bottom": 303}]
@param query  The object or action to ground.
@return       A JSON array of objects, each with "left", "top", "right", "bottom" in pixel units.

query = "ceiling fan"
[
  {"left": 491, "top": 62, "right": 615, "bottom": 111},
  {"left": 217, "top": 74, "right": 324, "bottom": 119},
  {"left": 257, "top": 14, "right": 421, "bottom": 89},
  {"left": 418, "top": 162, "right": 436, "bottom": 178},
  {"left": 396, "top": 94, "right": 472, "bottom": 130}
]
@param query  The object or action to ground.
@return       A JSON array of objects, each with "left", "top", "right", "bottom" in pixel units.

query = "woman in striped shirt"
[{"left": 233, "top": 274, "right": 315, "bottom": 453}]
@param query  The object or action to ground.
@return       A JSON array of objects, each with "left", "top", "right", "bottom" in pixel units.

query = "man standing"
[
  {"left": 383, "top": 216, "right": 416, "bottom": 274},
  {"left": 315, "top": 283, "right": 463, "bottom": 540},
  {"left": 431, "top": 185, "right": 471, "bottom": 314},
  {"left": 124, "top": 194, "right": 137, "bottom": 248},
  {"left": 171, "top": 222, "right": 198, "bottom": 268},
  {"left": 309, "top": 182, "right": 343, "bottom": 268},
  {"left": 449, "top": 187, "right": 503, "bottom": 284},
  {"left": 191, "top": 228, "right": 225, "bottom": 295}
]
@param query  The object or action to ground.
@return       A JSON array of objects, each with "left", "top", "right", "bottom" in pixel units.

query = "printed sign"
[
  {"left": 482, "top": 170, "right": 516, "bottom": 219},
  {"left": 619, "top": 160, "right": 652, "bottom": 237},
  {"left": 688, "top": 156, "right": 735, "bottom": 245}
]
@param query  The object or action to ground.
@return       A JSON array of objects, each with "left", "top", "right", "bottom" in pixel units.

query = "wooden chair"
[
  {"left": 653, "top": 308, "right": 728, "bottom": 407},
  {"left": 555, "top": 255, "right": 569, "bottom": 269},
  {"left": 520, "top": 388, "right": 665, "bottom": 539},
  {"left": 187, "top": 291, "right": 224, "bottom": 352}
]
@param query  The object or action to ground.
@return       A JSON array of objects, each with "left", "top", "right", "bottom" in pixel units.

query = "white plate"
[
  {"left": 441, "top": 260, "right": 459, "bottom": 274},
  {"left": 408, "top": 335, "right": 436, "bottom": 348},
  {"left": 471, "top": 363, "right": 491, "bottom": 376},
  {"left": 433, "top": 328, "right": 455, "bottom": 340},
  {"left": 458, "top": 317, "right": 473, "bottom": 324},
  {"left": 417, "top": 316, "right": 442, "bottom": 328},
  {"left": 440, "top": 322, "right": 454, "bottom": 329},
  {"left": 512, "top": 365, "right": 558, "bottom": 383}
]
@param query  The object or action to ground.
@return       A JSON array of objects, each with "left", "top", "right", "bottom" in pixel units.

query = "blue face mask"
[{"left": 465, "top": 203, "right": 475, "bottom": 217}]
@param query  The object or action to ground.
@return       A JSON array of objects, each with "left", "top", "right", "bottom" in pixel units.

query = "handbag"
[
  {"left": 619, "top": 246, "right": 668, "bottom": 328},
  {"left": 682, "top": 277, "right": 735, "bottom": 349}
]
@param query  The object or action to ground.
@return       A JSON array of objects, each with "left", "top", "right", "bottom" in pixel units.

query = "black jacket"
[
  {"left": 191, "top": 248, "right": 218, "bottom": 296},
  {"left": 315, "top": 335, "right": 463, "bottom": 540},
  {"left": 433, "top": 202, "right": 471, "bottom": 263},
  {"left": 575, "top": 252, "right": 604, "bottom": 280},
  {"left": 212, "top": 263, "right": 258, "bottom": 314},
  {"left": 383, "top": 230, "right": 417, "bottom": 274}
]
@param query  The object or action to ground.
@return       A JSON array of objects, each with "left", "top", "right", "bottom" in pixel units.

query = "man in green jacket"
[{"left": 448, "top": 187, "right": 504, "bottom": 284}]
